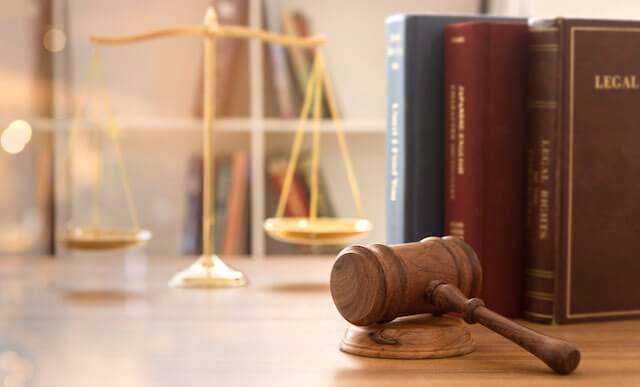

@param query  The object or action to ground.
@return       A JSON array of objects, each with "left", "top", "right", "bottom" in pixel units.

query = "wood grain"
[
  {"left": 341, "top": 314, "right": 474, "bottom": 359},
  {"left": 0, "top": 255, "right": 638, "bottom": 386},
  {"left": 330, "top": 236, "right": 482, "bottom": 326},
  {"left": 427, "top": 280, "right": 580, "bottom": 374}
]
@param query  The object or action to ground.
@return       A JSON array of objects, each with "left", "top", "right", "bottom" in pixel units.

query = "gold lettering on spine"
[
  {"left": 456, "top": 85, "right": 465, "bottom": 175},
  {"left": 537, "top": 139, "right": 552, "bottom": 239},
  {"left": 448, "top": 84, "right": 457, "bottom": 200},
  {"left": 389, "top": 102, "right": 400, "bottom": 202},
  {"left": 388, "top": 29, "right": 403, "bottom": 203},
  {"left": 449, "top": 221, "right": 464, "bottom": 239}
]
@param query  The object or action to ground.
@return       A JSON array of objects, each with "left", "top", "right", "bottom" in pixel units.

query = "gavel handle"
[{"left": 426, "top": 280, "right": 580, "bottom": 374}]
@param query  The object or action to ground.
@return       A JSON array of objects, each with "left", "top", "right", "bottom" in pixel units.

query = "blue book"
[
  {"left": 385, "top": 14, "right": 518, "bottom": 244},
  {"left": 182, "top": 155, "right": 203, "bottom": 255}
]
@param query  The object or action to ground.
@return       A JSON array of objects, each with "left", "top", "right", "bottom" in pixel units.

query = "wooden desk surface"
[{"left": 0, "top": 255, "right": 638, "bottom": 386}]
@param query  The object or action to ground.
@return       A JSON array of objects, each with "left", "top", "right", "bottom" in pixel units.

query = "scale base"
[
  {"left": 340, "top": 314, "right": 474, "bottom": 359},
  {"left": 168, "top": 255, "right": 247, "bottom": 288}
]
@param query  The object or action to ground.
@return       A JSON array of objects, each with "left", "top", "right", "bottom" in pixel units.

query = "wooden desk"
[{"left": 0, "top": 255, "right": 638, "bottom": 386}]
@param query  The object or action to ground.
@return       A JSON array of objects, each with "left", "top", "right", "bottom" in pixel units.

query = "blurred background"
[{"left": 2, "top": 0, "right": 640, "bottom": 259}]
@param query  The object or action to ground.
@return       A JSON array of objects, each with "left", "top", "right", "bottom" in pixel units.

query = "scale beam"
[{"left": 91, "top": 24, "right": 326, "bottom": 48}]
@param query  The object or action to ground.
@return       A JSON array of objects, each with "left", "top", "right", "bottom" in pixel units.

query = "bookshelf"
[
  {"left": 51, "top": 0, "right": 479, "bottom": 258},
  {"left": 29, "top": 117, "right": 385, "bottom": 133}
]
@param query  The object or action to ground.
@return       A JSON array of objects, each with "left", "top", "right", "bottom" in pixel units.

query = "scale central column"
[
  {"left": 201, "top": 7, "right": 215, "bottom": 262},
  {"left": 168, "top": 7, "right": 247, "bottom": 288}
]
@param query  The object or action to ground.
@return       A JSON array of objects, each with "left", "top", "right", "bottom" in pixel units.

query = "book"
[
  {"left": 444, "top": 21, "right": 528, "bottom": 317},
  {"left": 525, "top": 18, "right": 640, "bottom": 323},
  {"left": 264, "top": 0, "right": 297, "bottom": 118},
  {"left": 266, "top": 155, "right": 309, "bottom": 218},
  {"left": 265, "top": 152, "right": 343, "bottom": 255},
  {"left": 223, "top": 151, "right": 249, "bottom": 256},
  {"left": 181, "top": 154, "right": 231, "bottom": 255},
  {"left": 214, "top": 156, "right": 232, "bottom": 254},
  {"left": 182, "top": 155, "right": 203, "bottom": 255},
  {"left": 298, "top": 153, "right": 335, "bottom": 220},
  {"left": 265, "top": 153, "right": 311, "bottom": 255},
  {"left": 385, "top": 14, "right": 519, "bottom": 244},
  {"left": 281, "top": 9, "right": 332, "bottom": 118},
  {"left": 282, "top": 9, "right": 311, "bottom": 96},
  {"left": 193, "top": 0, "right": 249, "bottom": 118},
  {"left": 224, "top": 34, "right": 251, "bottom": 117}
]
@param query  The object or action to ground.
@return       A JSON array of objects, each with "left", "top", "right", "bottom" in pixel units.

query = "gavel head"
[{"left": 330, "top": 236, "right": 482, "bottom": 326}]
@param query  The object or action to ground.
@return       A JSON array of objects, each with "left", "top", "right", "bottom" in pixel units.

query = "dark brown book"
[
  {"left": 265, "top": 153, "right": 311, "bottom": 255},
  {"left": 444, "top": 21, "right": 528, "bottom": 317},
  {"left": 267, "top": 156, "right": 309, "bottom": 218},
  {"left": 193, "top": 0, "right": 249, "bottom": 118},
  {"left": 525, "top": 18, "right": 640, "bottom": 323}
]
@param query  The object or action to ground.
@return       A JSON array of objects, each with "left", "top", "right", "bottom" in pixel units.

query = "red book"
[
  {"left": 444, "top": 21, "right": 528, "bottom": 317},
  {"left": 267, "top": 157, "right": 309, "bottom": 217},
  {"left": 223, "top": 151, "right": 249, "bottom": 256}
]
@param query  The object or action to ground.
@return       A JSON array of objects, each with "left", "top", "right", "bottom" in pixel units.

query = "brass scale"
[{"left": 63, "top": 7, "right": 371, "bottom": 288}]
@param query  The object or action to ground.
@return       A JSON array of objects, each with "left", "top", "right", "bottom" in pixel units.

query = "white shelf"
[
  {"left": 263, "top": 118, "right": 384, "bottom": 133},
  {"left": 25, "top": 116, "right": 385, "bottom": 133},
  {"left": 1, "top": 117, "right": 65, "bottom": 130},
  {"left": 112, "top": 117, "right": 385, "bottom": 133}
]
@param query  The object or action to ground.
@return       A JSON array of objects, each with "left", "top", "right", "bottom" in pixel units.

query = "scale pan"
[
  {"left": 64, "top": 228, "right": 152, "bottom": 250},
  {"left": 263, "top": 217, "right": 371, "bottom": 245}
]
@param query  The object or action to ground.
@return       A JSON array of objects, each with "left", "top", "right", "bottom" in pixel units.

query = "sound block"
[{"left": 340, "top": 314, "right": 474, "bottom": 359}]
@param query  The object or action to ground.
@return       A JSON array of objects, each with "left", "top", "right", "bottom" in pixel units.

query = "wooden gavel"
[{"left": 330, "top": 236, "right": 580, "bottom": 374}]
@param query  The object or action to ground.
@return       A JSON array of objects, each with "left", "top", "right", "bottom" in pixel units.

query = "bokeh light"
[
  {"left": 7, "top": 120, "right": 32, "bottom": 144},
  {"left": 42, "top": 28, "right": 67, "bottom": 53},
  {"left": 0, "top": 350, "right": 35, "bottom": 387},
  {"left": 1, "top": 120, "right": 33, "bottom": 155}
]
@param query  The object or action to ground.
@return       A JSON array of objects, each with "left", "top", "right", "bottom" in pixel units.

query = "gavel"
[{"left": 330, "top": 236, "right": 580, "bottom": 374}]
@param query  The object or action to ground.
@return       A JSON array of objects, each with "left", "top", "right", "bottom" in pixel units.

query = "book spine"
[
  {"left": 444, "top": 23, "right": 500, "bottom": 315},
  {"left": 524, "top": 23, "right": 561, "bottom": 323},
  {"left": 267, "top": 161, "right": 309, "bottom": 217},
  {"left": 223, "top": 151, "right": 249, "bottom": 256},
  {"left": 385, "top": 16, "right": 407, "bottom": 244},
  {"left": 264, "top": 0, "right": 295, "bottom": 118},
  {"left": 300, "top": 156, "right": 335, "bottom": 218},
  {"left": 182, "top": 155, "right": 203, "bottom": 255},
  {"left": 214, "top": 157, "right": 231, "bottom": 255},
  {"left": 193, "top": 0, "right": 248, "bottom": 117},
  {"left": 282, "top": 8, "right": 310, "bottom": 96},
  {"left": 444, "top": 23, "right": 485, "bottom": 264}
]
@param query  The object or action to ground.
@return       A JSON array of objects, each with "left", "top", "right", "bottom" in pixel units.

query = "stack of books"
[{"left": 386, "top": 15, "right": 640, "bottom": 323}]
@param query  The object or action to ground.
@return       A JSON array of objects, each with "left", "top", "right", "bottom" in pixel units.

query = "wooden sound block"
[{"left": 340, "top": 314, "right": 474, "bottom": 359}]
